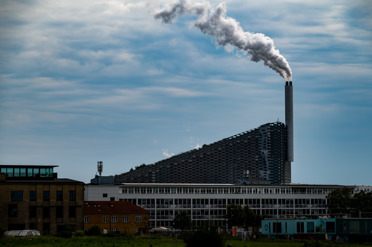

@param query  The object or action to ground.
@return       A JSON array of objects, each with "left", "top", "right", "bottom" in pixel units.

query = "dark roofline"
[
  {"left": 0, "top": 178, "right": 84, "bottom": 184},
  {"left": 0, "top": 164, "right": 59, "bottom": 168}
]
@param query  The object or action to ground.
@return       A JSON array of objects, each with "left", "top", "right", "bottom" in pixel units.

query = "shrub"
[
  {"left": 57, "top": 224, "right": 74, "bottom": 238},
  {"left": 75, "top": 230, "right": 85, "bottom": 237},
  {"left": 184, "top": 231, "right": 225, "bottom": 247},
  {"left": 86, "top": 225, "right": 101, "bottom": 236}
]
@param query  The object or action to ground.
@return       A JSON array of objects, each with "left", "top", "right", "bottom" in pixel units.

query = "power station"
[{"left": 115, "top": 81, "right": 294, "bottom": 185}]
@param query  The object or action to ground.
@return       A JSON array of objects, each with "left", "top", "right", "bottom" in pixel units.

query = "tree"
[
  {"left": 326, "top": 187, "right": 352, "bottom": 217},
  {"left": 351, "top": 190, "right": 372, "bottom": 217},
  {"left": 226, "top": 204, "right": 244, "bottom": 229},
  {"left": 173, "top": 211, "right": 192, "bottom": 231},
  {"left": 226, "top": 204, "right": 261, "bottom": 229}
]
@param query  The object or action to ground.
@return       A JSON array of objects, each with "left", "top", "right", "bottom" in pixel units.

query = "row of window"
[
  {"left": 121, "top": 187, "right": 335, "bottom": 195},
  {"left": 83, "top": 216, "right": 142, "bottom": 223},
  {"left": 1, "top": 167, "right": 53, "bottom": 178},
  {"left": 11, "top": 190, "right": 76, "bottom": 202},
  {"left": 8, "top": 204, "right": 76, "bottom": 218}
]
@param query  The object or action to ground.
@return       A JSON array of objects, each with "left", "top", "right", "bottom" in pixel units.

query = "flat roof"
[{"left": 0, "top": 164, "right": 58, "bottom": 168}]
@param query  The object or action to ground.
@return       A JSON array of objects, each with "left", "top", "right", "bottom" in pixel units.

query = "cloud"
[{"left": 162, "top": 150, "right": 174, "bottom": 158}]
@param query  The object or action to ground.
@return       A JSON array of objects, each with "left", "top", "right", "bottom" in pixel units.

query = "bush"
[
  {"left": 0, "top": 226, "right": 4, "bottom": 237},
  {"left": 86, "top": 225, "right": 101, "bottom": 236},
  {"left": 57, "top": 224, "right": 74, "bottom": 238},
  {"left": 75, "top": 230, "right": 85, "bottom": 237},
  {"left": 184, "top": 231, "right": 225, "bottom": 247}
]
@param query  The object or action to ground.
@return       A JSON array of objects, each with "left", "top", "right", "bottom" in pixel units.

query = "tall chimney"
[{"left": 285, "top": 81, "right": 294, "bottom": 162}]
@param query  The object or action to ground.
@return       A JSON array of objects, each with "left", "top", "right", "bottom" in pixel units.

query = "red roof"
[{"left": 84, "top": 201, "right": 148, "bottom": 214}]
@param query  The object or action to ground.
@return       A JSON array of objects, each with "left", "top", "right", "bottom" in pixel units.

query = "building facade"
[
  {"left": 85, "top": 183, "right": 372, "bottom": 230},
  {"left": 0, "top": 165, "right": 84, "bottom": 235},
  {"left": 115, "top": 122, "right": 290, "bottom": 185},
  {"left": 84, "top": 201, "right": 149, "bottom": 234}
]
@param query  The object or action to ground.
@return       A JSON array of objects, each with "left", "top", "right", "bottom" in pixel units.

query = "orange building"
[{"left": 83, "top": 201, "right": 149, "bottom": 234}]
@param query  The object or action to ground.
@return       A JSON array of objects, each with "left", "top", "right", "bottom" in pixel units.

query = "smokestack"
[{"left": 285, "top": 81, "right": 294, "bottom": 162}]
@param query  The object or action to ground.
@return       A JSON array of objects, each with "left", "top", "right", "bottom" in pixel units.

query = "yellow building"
[
  {"left": 0, "top": 165, "right": 84, "bottom": 235},
  {"left": 84, "top": 201, "right": 149, "bottom": 234}
]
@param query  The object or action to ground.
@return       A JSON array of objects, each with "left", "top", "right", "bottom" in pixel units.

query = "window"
[
  {"left": 56, "top": 206, "right": 63, "bottom": 218},
  {"left": 30, "top": 191, "right": 36, "bottom": 201},
  {"left": 20, "top": 168, "right": 26, "bottom": 177},
  {"left": 11, "top": 191, "right": 23, "bottom": 201},
  {"left": 69, "top": 206, "right": 76, "bottom": 218},
  {"left": 122, "top": 216, "right": 129, "bottom": 223},
  {"left": 56, "top": 191, "right": 63, "bottom": 201},
  {"left": 111, "top": 216, "right": 118, "bottom": 223},
  {"left": 29, "top": 206, "right": 37, "bottom": 218},
  {"left": 112, "top": 228, "right": 117, "bottom": 232},
  {"left": 136, "top": 216, "right": 142, "bottom": 222},
  {"left": 326, "top": 222, "right": 335, "bottom": 233},
  {"left": 103, "top": 193, "right": 108, "bottom": 198},
  {"left": 43, "top": 191, "right": 50, "bottom": 201},
  {"left": 84, "top": 216, "right": 89, "bottom": 223},
  {"left": 273, "top": 222, "right": 282, "bottom": 233},
  {"left": 69, "top": 191, "right": 76, "bottom": 201},
  {"left": 307, "top": 222, "right": 315, "bottom": 233},
  {"left": 103, "top": 216, "right": 108, "bottom": 223},
  {"left": 43, "top": 207, "right": 50, "bottom": 218},
  {"left": 297, "top": 222, "right": 304, "bottom": 233},
  {"left": 350, "top": 221, "right": 360, "bottom": 234},
  {"left": 110, "top": 197, "right": 115, "bottom": 201},
  {"left": 8, "top": 204, "right": 18, "bottom": 217}
]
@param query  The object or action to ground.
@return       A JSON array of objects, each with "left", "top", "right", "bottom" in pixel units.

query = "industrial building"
[
  {"left": 115, "top": 81, "right": 294, "bottom": 185},
  {"left": 0, "top": 165, "right": 84, "bottom": 234}
]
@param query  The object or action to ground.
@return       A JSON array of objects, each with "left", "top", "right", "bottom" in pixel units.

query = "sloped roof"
[{"left": 84, "top": 201, "right": 148, "bottom": 214}]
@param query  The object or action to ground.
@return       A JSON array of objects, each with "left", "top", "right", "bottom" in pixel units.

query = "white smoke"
[{"left": 154, "top": 0, "right": 292, "bottom": 80}]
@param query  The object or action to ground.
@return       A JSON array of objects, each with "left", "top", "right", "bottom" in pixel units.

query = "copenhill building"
[{"left": 115, "top": 81, "right": 294, "bottom": 185}]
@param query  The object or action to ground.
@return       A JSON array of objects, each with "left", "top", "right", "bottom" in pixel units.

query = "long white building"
[{"left": 84, "top": 183, "right": 372, "bottom": 229}]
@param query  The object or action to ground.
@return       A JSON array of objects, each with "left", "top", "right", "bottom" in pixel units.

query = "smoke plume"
[{"left": 154, "top": 0, "right": 292, "bottom": 80}]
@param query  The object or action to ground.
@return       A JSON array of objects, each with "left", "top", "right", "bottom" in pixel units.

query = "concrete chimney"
[{"left": 285, "top": 81, "right": 294, "bottom": 162}]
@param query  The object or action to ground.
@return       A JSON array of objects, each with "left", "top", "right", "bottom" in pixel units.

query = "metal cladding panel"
[{"left": 285, "top": 81, "right": 294, "bottom": 162}]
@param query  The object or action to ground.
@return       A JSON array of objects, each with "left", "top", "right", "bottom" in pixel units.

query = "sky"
[{"left": 1, "top": 0, "right": 372, "bottom": 185}]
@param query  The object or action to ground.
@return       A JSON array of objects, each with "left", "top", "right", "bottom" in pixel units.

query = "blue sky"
[{"left": 1, "top": 0, "right": 371, "bottom": 185}]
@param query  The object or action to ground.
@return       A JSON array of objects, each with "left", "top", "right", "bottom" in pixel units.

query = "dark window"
[
  {"left": 56, "top": 191, "right": 63, "bottom": 201},
  {"left": 69, "top": 191, "right": 76, "bottom": 201},
  {"left": 11, "top": 191, "right": 23, "bottom": 201},
  {"left": 29, "top": 222, "right": 37, "bottom": 230},
  {"left": 56, "top": 206, "right": 63, "bottom": 218},
  {"left": 103, "top": 193, "right": 108, "bottom": 198},
  {"left": 8, "top": 204, "right": 18, "bottom": 217},
  {"left": 326, "top": 222, "right": 335, "bottom": 233},
  {"left": 110, "top": 197, "right": 115, "bottom": 201},
  {"left": 43, "top": 191, "right": 50, "bottom": 201},
  {"left": 297, "top": 222, "right": 305, "bottom": 233},
  {"left": 273, "top": 222, "right": 282, "bottom": 233},
  {"left": 29, "top": 206, "right": 37, "bottom": 218},
  {"left": 43, "top": 223, "right": 50, "bottom": 234},
  {"left": 307, "top": 222, "right": 315, "bottom": 233},
  {"left": 30, "top": 191, "right": 36, "bottom": 201},
  {"left": 43, "top": 207, "right": 50, "bottom": 218},
  {"left": 69, "top": 206, "right": 76, "bottom": 218}
]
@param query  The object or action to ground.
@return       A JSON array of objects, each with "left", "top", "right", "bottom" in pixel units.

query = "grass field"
[{"left": 1, "top": 236, "right": 371, "bottom": 247}]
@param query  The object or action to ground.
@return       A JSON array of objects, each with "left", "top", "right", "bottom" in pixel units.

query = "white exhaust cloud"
[{"left": 154, "top": 0, "right": 292, "bottom": 80}]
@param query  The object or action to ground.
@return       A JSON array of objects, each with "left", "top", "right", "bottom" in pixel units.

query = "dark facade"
[
  {"left": 115, "top": 122, "right": 290, "bottom": 184},
  {"left": 0, "top": 165, "right": 84, "bottom": 235}
]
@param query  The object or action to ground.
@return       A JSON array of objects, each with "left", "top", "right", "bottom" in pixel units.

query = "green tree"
[
  {"left": 351, "top": 190, "right": 372, "bottom": 217},
  {"left": 326, "top": 187, "right": 352, "bottom": 217},
  {"left": 226, "top": 204, "right": 244, "bottom": 229},
  {"left": 173, "top": 211, "right": 192, "bottom": 231}
]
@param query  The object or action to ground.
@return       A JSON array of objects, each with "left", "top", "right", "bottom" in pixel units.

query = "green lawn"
[{"left": 0, "top": 236, "right": 371, "bottom": 247}]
